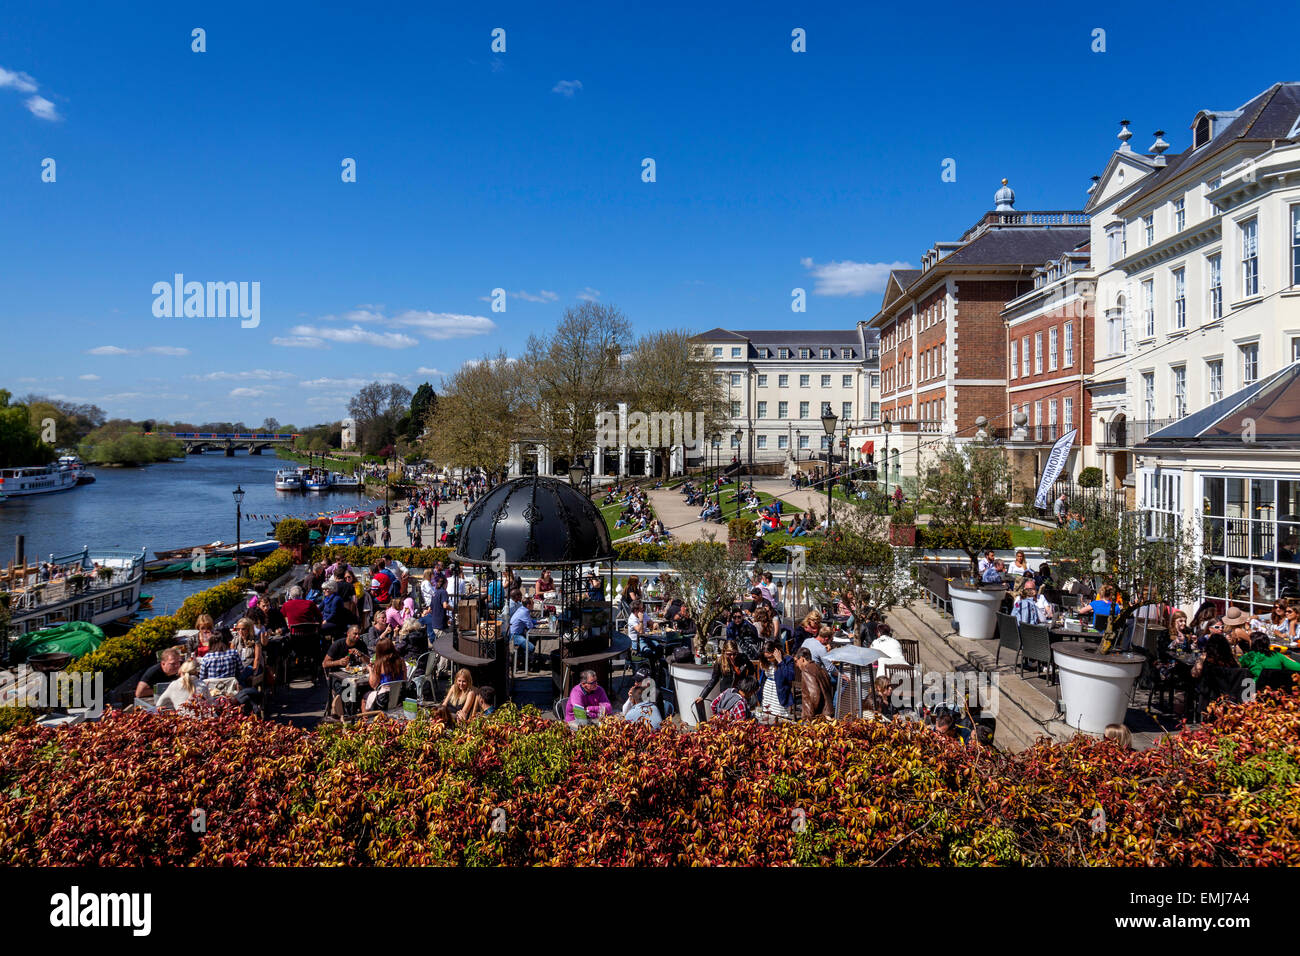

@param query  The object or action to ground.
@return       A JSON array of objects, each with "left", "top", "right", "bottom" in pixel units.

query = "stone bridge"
[{"left": 157, "top": 433, "right": 298, "bottom": 456}]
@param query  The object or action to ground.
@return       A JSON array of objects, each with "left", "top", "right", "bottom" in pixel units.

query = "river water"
[{"left": 0, "top": 454, "right": 377, "bottom": 617}]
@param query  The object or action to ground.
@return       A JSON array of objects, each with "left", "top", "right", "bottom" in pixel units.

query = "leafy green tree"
[
  {"left": 0, "top": 390, "right": 55, "bottom": 467},
  {"left": 662, "top": 533, "right": 753, "bottom": 648},
  {"left": 919, "top": 440, "right": 1012, "bottom": 583}
]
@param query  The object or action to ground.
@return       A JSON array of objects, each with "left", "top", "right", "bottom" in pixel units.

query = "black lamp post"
[
  {"left": 233, "top": 484, "right": 245, "bottom": 573},
  {"left": 568, "top": 461, "right": 584, "bottom": 488},
  {"left": 733, "top": 427, "right": 743, "bottom": 519},
  {"left": 882, "top": 416, "right": 893, "bottom": 499},
  {"left": 821, "top": 410, "right": 838, "bottom": 530},
  {"left": 711, "top": 432, "right": 721, "bottom": 503},
  {"left": 582, "top": 452, "right": 593, "bottom": 496}
]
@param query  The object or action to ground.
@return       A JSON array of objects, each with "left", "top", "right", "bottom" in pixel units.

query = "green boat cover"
[{"left": 9, "top": 621, "right": 105, "bottom": 662}]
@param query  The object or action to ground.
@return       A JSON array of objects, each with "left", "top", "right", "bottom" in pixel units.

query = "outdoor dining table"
[
  {"left": 328, "top": 667, "right": 370, "bottom": 718},
  {"left": 1049, "top": 624, "right": 1102, "bottom": 642}
]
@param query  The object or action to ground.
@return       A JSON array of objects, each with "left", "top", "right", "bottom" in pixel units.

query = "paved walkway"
[{"left": 645, "top": 488, "right": 723, "bottom": 542}]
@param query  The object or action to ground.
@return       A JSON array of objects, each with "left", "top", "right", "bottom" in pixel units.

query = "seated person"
[
  {"left": 725, "top": 608, "right": 758, "bottom": 645},
  {"left": 1089, "top": 585, "right": 1121, "bottom": 623},
  {"left": 710, "top": 675, "right": 759, "bottom": 720},
  {"left": 156, "top": 659, "right": 209, "bottom": 714},
  {"left": 508, "top": 600, "right": 539, "bottom": 658},
  {"left": 621, "top": 673, "right": 664, "bottom": 729},
  {"left": 323, "top": 625, "right": 371, "bottom": 671},
  {"left": 363, "top": 637, "right": 409, "bottom": 711},
  {"left": 981, "top": 559, "right": 1007, "bottom": 587},
  {"left": 443, "top": 668, "right": 486, "bottom": 722},
  {"left": 198, "top": 630, "right": 244, "bottom": 683},
  {"left": 134, "top": 647, "right": 184, "bottom": 700},
  {"left": 565, "top": 669, "right": 614, "bottom": 726},
  {"left": 280, "top": 586, "right": 321, "bottom": 629},
  {"left": 478, "top": 685, "right": 496, "bottom": 717},
  {"left": 1238, "top": 634, "right": 1300, "bottom": 680}
]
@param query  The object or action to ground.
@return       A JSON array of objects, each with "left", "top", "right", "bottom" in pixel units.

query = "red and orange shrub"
[{"left": 1, "top": 691, "right": 1297, "bottom": 866}]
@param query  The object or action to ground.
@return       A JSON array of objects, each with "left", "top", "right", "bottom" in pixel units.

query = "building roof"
[
  {"left": 738, "top": 329, "right": 862, "bottom": 347},
  {"left": 1115, "top": 83, "right": 1300, "bottom": 215},
  {"left": 937, "top": 227, "right": 1090, "bottom": 267},
  {"left": 1139, "top": 361, "right": 1300, "bottom": 449},
  {"left": 690, "top": 328, "right": 750, "bottom": 341}
]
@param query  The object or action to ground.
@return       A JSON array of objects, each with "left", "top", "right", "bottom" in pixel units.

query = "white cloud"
[
  {"left": 389, "top": 311, "right": 495, "bottom": 339},
  {"left": 514, "top": 289, "right": 558, "bottom": 303},
  {"left": 552, "top": 80, "right": 582, "bottom": 97},
  {"left": 415, "top": 367, "right": 444, "bottom": 376},
  {"left": 0, "top": 68, "right": 38, "bottom": 93},
  {"left": 193, "top": 369, "right": 296, "bottom": 381},
  {"left": 85, "top": 344, "right": 189, "bottom": 356},
  {"left": 25, "top": 95, "right": 59, "bottom": 121},
  {"left": 301, "top": 376, "right": 399, "bottom": 389},
  {"left": 287, "top": 325, "right": 418, "bottom": 349},
  {"left": 306, "top": 395, "right": 344, "bottom": 408},
  {"left": 270, "top": 335, "right": 328, "bottom": 349},
  {"left": 576, "top": 287, "right": 601, "bottom": 301},
  {"left": 229, "top": 387, "right": 267, "bottom": 398},
  {"left": 78, "top": 374, "right": 100, "bottom": 381},
  {"left": 799, "top": 257, "right": 913, "bottom": 296}
]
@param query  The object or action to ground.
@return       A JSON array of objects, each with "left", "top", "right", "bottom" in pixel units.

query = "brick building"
[{"left": 858, "top": 181, "right": 1089, "bottom": 491}]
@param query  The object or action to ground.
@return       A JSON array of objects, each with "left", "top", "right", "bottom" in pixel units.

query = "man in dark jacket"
[{"left": 794, "top": 648, "right": 834, "bottom": 718}]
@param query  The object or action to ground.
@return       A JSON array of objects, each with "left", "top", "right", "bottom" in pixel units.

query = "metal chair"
[
  {"left": 897, "top": 638, "right": 921, "bottom": 668},
  {"left": 994, "top": 613, "right": 1021, "bottom": 667},
  {"left": 885, "top": 664, "right": 915, "bottom": 708},
  {"left": 1017, "top": 622, "right": 1055, "bottom": 683}
]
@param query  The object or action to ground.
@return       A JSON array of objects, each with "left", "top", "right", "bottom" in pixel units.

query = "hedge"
[
  {"left": 2, "top": 689, "right": 1298, "bottom": 865},
  {"left": 314, "top": 545, "right": 454, "bottom": 569},
  {"left": 914, "top": 526, "right": 1014, "bottom": 550}
]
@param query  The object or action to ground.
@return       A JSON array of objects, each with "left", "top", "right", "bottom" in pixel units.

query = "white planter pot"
[
  {"left": 947, "top": 583, "right": 1002, "bottom": 640},
  {"left": 668, "top": 662, "right": 714, "bottom": 727},
  {"left": 1052, "top": 642, "right": 1145, "bottom": 736}
]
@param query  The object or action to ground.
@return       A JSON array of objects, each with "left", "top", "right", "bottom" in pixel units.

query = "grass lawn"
[
  {"left": 598, "top": 497, "right": 659, "bottom": 541},
  {"left": 1009, "top": 526, "right": 1048, "bottom": 547}
]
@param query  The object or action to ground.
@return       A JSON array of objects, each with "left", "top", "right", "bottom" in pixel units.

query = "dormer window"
[{"left": 1194, "top": 115, "right": 1211, "bottom": 149}]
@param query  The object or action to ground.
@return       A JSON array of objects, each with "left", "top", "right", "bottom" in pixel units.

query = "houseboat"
[
  {"left": 57, "top": 455, "right": 96, "bottom": 485},
  {"left": 0, "top": 463, "right": 79, "bottom": 497},
  {"left": 4, "top": 547, "right": 147, "bottom": 637},
  {"left": 274, "top": 469, "right": 303, "bottom": 491},
  {"left": 330, "top": 471, "right": 362, "bottom": 490},
  {"left": 302, "top": 467, "right": 332, "bottom": 492}
]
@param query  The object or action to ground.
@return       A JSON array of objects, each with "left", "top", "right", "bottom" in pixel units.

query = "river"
[{"left": 0, "top": 454, "right": 377, "bottom": 617}]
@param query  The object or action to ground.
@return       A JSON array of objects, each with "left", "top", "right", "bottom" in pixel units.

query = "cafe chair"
[
  {"left": 897, "top": 638, "right": 921, "bottom": 668},
  {"left": 1017, "top": 622, "right": 1055, "bottom": 684},
  {"left": 994, "top": 613, "right": 1021, "bottom": 667}
]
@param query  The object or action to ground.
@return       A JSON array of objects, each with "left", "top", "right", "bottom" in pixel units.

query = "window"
[
  {"left": 842, "top": 374, "right": 852, "bottom": 388},
  {"left": 1034, "top": 332, "right": 1043, "bottom": 374},
  {"left": 1048, "top": 400, "right": 1058, "bottom": 435},
  {"left": 1174, "top": 197, "right": 1185, "bottom": 232},
  {"left": 1208, "top": 254, "right": 1223, "bottom": 320},
  {"left": 756, "top": 435, "right": 767, "bottom": 450},
  {"left": 1143, "top": 214, "right": 1154, "bottom": 245},
  {"left": 1292, "top": 205, "right": 1300, "bottom": 286},
  {"left": 870, "top": 373, "right": 880, "bottom": 388},
  {"left": 842, "top": 401, "right": 852, "bottom": 420},
  {"left": 756, "top": 374, "right": 767, "bottom": 387},
  {"left": 841, "top": 348, "right": 852, "bottom": 359},
  {"left": 1048, "top": 327, "right": 1058, "bottom": 371},
  {"left": 1207, "top": 359, "right": 1223, "bottom": 403},
  {"left": 1064, "top": 321, "right": 1074, "bottom": 367},
  {"left": 1293, "top": 337, "right": 1300, "bottom": 362},
  {"left": 730, "top": 372, "right": 741, "bottom": 386},
  {"left": 799, "top": 402, "right": 809, "bottom": 419},
  {"left": 713, "top": 374, "right": 723, "bottom": 385},
  {"left": 799, "top": 374, "right": 810, "bottom": 388},
  {"left": 799, "top": 348, "right": 811, "bottom": 359},
  {"left": 712, "top": 347, "right": 722, "bottom": 358},
  {"left": 870, "top": 401, "right": 880, "bottom": 419},
  {"left": 1172, "top": 268, "right": 1186, "bottom": 330},
  {"left": 777, "top": 434, "right": 788, "bottom": 450},
  {"left": 778, "top": 374, "right": 788, "bottom": 388},
  {"left": 731, "top": 347, "right": 742, "bottom": 358},
  {"left": 1107, "top": 223, "right": 1125, "bottom": 264},
  {"left": 757, "top": 401, "right": 767, "bottom": 418},
  {"left": 1010, "top": 340, "right": 1018, "bottom": 378},
  {"left": 1241, "top": 343, "right": 1259, "bottom": 385},
  {"left": 1172, "top": 366, "right": 1187, "bottom": 418},
  {"left": 1141, "top": 280, "right": 1155, "bottom": 338},
  {"left": 759, "top": 348, "right": 769, "bottom": 358},
  {"left": 1242, "top": 218, "right": 1259, "bottom": 297},
  {"left": 1033, "top": 400, "right": 1042, "bottom": 426},
  {"left": 1063, "top": 397, "right": 1073, "bottom": 428},
  {"left": 731, "top": 434, "right": 740, "bottom": 448},
  {"left": 820, "top": 375, "right": 831, "bottom": 387},
  {"left": 778, "top": 401, "right": 788, "bottom": 418},
  {"left": 1021, "top": 336, "right": 1031, "bottom": 377},
  {"left": 798, "top": 434, "right": 809, "bottom": 450},
  {"left": 779, "top": 348, "right": 791, "bottom": 360},
  {"left": 730, "top": 401, "right": 741, "bottom": 417},
  {"left": 1142, "top": 372, "right": 1155, "bottom": 419}
]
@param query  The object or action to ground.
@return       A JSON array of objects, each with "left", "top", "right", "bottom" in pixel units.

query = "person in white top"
[
  {"left": 621, "top": 675, "right": 663, "bottom": 729},
  {"left": 156, "top": 660, "right": 209, "bottom": 714},
  {"left": 626, "top": 601, "right": 649, "bottom": 652}
]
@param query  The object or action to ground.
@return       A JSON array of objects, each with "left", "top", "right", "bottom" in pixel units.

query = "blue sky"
[{"left": 2, "top": 0, "right": 1295, "bottom": 427}]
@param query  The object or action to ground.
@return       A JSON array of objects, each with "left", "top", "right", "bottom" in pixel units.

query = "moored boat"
[
  {"left": 58, "top": 455, "right": 96, "bottom": 484},
  {"left": 330, "top": 471, "right": 362, "bottom": 490},
  {"left": 0, "top": 463, "right": 79, "bottom": 497},
  {"left": 302, "top": 467, "right": 331, "bottom": 492},
  {"left": 3, "top": 547, "right": 147, "bottom": 638},
  {"left": 274, "top": 469, "right": 302, "bottom": 491}
]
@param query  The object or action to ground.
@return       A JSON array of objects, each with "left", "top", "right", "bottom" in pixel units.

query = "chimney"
[
  {"left": 1087, "top": 174, "right": 1101, "bottom": 195},
  {"left": 1150, "top": 130, "right": 1169, "bottom": 167},
  {"left": 1117, "top": 119, "right": 1133, "bottom": 152}
]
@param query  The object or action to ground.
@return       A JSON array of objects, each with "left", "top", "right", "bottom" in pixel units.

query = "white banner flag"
[{"left": 1034, "top": 428, "right": 1079, "bottom": 509}]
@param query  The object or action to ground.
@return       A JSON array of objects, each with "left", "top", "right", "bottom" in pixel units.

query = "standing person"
[
  {"left": 758, "top": 640, "right": 795, "bottom": 723},
  {"left": 794, "top": 648, "right": 834, "bottom": 718},
  {"left": 381, "top": 526, "right": 392, "bottom": 548},
  {"left": 1054, "top": 492, "right": 1068, "bottom": 527},
  {"left": 423, "top": 574, "right": 452, "bottom": 677}
]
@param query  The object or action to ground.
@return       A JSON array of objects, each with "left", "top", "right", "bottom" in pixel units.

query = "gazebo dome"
[
  {"left": 451, "top": 475, "right": 614, "bottom": 567},
  {"left": 994, "top": 178, "right": 1016, "bottom": 211}
]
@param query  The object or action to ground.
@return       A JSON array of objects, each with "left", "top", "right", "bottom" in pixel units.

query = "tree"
[
  {"left": 17, "top": 395, "right": 105, "bottom": 447},
  {"left": 348, "top": 382, "right": 413, "bottom": 454},
  {"left": 803, "top": 489, "right": 916, "bottom": 642},
  {"left": 523, "top": 301, "right": 632, "bottom": 470},
  {"left": 662, "top": 534, "right": 753, "bottom": 650},
  {"left": 0, "top": 390, "right": 53, "bottom": 467},
  {"left": 405, "top": 383, "right": 437, "bottom": 442},
  {"left": 261, "top": 417, "right": 281, "bottom": 434},
  {"left": 625, "top": 329, "right": 727, "bottom": 477},
  {"left": 919, "top": 440, "right": 1012, "bottom": 583},
  {"left": 423, "top": 352, "right": 525, "bottom": 479}
]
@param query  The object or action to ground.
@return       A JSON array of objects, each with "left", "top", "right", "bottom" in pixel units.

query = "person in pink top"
[{"left": 565, "top": 670, "right": 614, "bottom": 726}]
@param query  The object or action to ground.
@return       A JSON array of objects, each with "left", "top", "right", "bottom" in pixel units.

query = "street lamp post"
[
  {"left": 733, "top": 427, "right": 743, "bottom": 520},
  {"left": 881, "top": 416, "right": 893, "bottom": 499},
  {"left": 233, "top": 485, "right": 245, "bottom": 574},
  {"left": 711, "top": 432, "right": 721, "bottom": 505},
  {"left": 821, "top": 411, "right": 838, "bottom": 531}
]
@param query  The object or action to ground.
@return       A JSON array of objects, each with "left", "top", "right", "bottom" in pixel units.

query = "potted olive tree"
[
  {"left": 1047, "top": 502, "right": 1205, "bottom": 733},
  {"left": 919, "top": 439, "right": 1013, "bottom": 640}
]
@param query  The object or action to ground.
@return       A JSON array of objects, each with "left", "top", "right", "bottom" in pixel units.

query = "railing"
[
  {"left": 3, "top": 549, "right": 146, "bottom": 611},
  {"left": 1096, "top": 418, "right": 1175, "bottom": 449},
  {"left": 961, "top": 210, "right": 1090, "bottom": 241}
]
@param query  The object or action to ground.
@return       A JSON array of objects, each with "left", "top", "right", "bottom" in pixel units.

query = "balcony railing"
[{"left": 1096, "top": 418, "right": 1175, "bottom": 449}]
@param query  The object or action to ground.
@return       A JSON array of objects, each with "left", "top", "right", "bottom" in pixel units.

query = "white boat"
[
  {"left": 5, "top": 548, "right": 147, "bottom": 636},
  {"left": 302, "top": 467, "right": 331, "bottom": 492},
  {"left": 58, "top": 455, "right": 96, "bottom": 485},
  {"left": 330, "top": 471, "right": 362, "bottom": 490},
  {"left": 0, "top": 463, "right": 79, "bottom": 497},
  {"left": 274, "top": 469, "right": 302, "bottom": 491}
]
